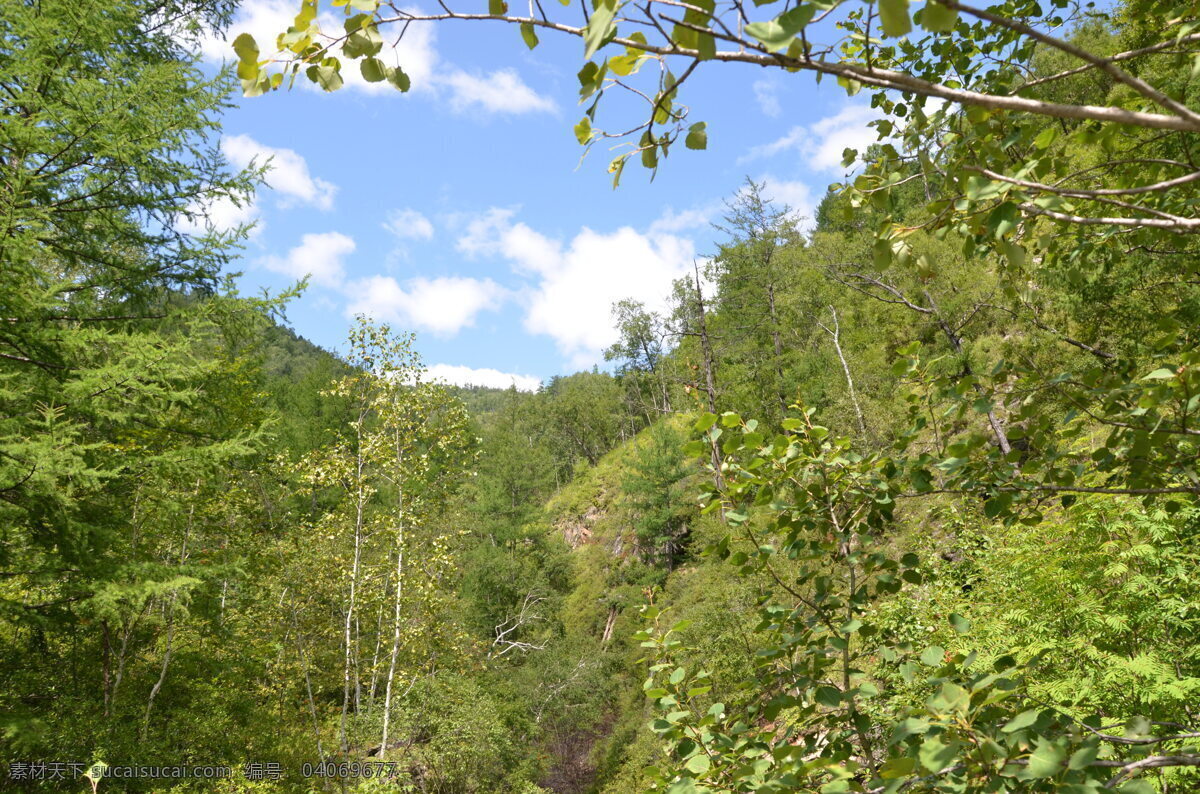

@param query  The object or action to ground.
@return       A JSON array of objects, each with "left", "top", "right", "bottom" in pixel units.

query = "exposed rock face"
[{"left": 558, "top": 504, "right": 602, "bottom": 549}]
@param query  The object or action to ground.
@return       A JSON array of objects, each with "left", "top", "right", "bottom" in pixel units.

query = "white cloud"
[
  {"left": 458, "top": 210, "right": 694, "bottom": 366},
  {"left": 757, "top": 177, "right": 816, "bottom": 231},
  {"left": 343, "top": 275, "right": 505, "bottom": 336},
  {"left": 197, "top": 0, "right": 293, "bottom": 63},
  {"left": 753, "top": 78, "right": 782, "bottom": 118},
  {"left": 440, "top": 69, "right": 556, "bottom": 115},
  {"left": 199, "top": 1, "right": 551, "bottom": 113},
  {"left": 528, "top": 229, "right": 694, "bottom": 366},
  {"left": 383, "top": 208, "right": 435, "bottom": 240},
  {"left": 177, "top": 194, "right": 262, "bottom": 236},
  {"left": 807, "top": 105, "right": 883, "bottom": 173},
  {"left": 740, "top": 126, "right": 806, "bottom": 164},
  {"left": 425, "top": 363, "right": 541, "bottom": 392},
  {"left": 456, "top": 208, "right": 561, "bottom": 274},
  {"left": 223, "top": 134, "right": 337, "bottom": 210},
  {"left": 740, "top": 104, "right": 883, "bottom": 174},
  {"left": 260, "top": 231, "right": 356, "bottom": 287},
  {"left": 648, "top": 204, "right": 717, "bottom": 236}
]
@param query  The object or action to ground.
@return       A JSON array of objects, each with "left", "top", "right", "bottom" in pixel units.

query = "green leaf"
[
  {"left": 307, "top": 62, "right": 344, "bottom": 92},
  {"left": 360, "top": 57, "right": 387, "bottom": 82},
  {"left": 388, "top": 65, "right": 411, "bottom": 92},
  {"left": 1143, "top": 367, "right": 1176, "bottom": 380},
  {"left": 920, "top": 646, "right": 944, "bottom": 666},
  {"left": 685, "top": 122, "right": 707, "bottom": 150},
  {"left": 1002, "top": 709, "right": 1040, "bottom": 733},
  {"left": 232, "top": 32, "right": 259, "bottom": 62},
  {"left": 610, "top": 154, "right": 627, "bottom": 187},
  {"left": 949, "top": 613, "right": 971, "bottom": 634},
  {"left": 983, "top": 492, "right": 1012, "bottom": 518},
  {"left": 1026, "top": 739, "right": 1065, "bottom": 777},
  {"left": 815, "top": 686, "right": 842, "bottom": 707},
  {"left": 919, "top": 0, "right": 957, "bottom": 32},
  {"left": 574, "top": 116, "right": 593, "bottom": 144},
  {"left": 641, "top": 132, "right": 658, "bottom": 169},
  {"left": 343, "top": 25, "right": 383, "bottom": 58},
  {"left": 583, "top": 0, "right": 618, "bottom": 60},
  {"left": 878, "top": 757, "right": 915, "bottom": 779},
  {"left": 744, "top": 4, "right": 816, "bottom": 52},
  {"left": 892, "top": 717, "right": 930, "bottom": 742},
  {"left": 878, "top": 0, "right": 912, "bottom": 37},
  {"left": 987, "top": 202, "right": 1021, "bottom": 238},
  {"left": 520, "top": 21, "right": 539, "bottom": 48},
  {"left": 918, "top": 736, "right": 960, "bottom": 773},
  {"left": 489, "top": 0, "right": 508, "bottom": 13},
  {"left": 1067, "top": 743, "right": 1099, "bottom": 770},
  {"left": 684, "top": 753, "right": 711, "bottom": 774}
]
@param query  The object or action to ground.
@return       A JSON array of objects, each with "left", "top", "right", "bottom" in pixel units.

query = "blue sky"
[{"left": 189, "top": 2, "right": 882, "bottom": 390}]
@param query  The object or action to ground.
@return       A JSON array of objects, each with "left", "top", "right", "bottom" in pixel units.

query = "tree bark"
[
  {"left": 693, "top": 262, "right": 723, "bottom": 489},
  {"left": 818, "top": 307, "right": 867, "bottom": 437},
  {"left": 341, "top": 416, "right": 367, "bottom": 754},
  {"left": 380, "top": 431, "right": 406, "bottom": 756}
]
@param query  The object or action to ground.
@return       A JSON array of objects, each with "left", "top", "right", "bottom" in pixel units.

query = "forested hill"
[{"left": 4, "top": 0, "right": 1200, "bottom": 792}]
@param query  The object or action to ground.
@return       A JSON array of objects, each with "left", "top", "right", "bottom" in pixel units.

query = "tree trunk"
[
  {"left": 818, "top": 307, "right": 867, "bottom": 437},
  {"left": 341, "top": 424, "right": 366, "bottom": 754},
  {"left": 380, "top": 432, "right": 405, "bottom": 756},
  {"left": 693, "top": 262, "right": 723, "bottom": 489},
  {"left": 141, "top": 595, "right": 175, "bottom": 741}
]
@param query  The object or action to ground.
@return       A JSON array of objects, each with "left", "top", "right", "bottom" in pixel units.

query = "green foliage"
[
  {"left": 637, "top": 410, "right": 1200, "bottom": 792},
  {"left": 623, "top": 419, "right": 694, "bottom": 565}
]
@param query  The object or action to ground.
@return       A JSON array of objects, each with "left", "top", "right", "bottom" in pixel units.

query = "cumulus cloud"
[
  {"left": 647, "top": 204, "right": 718, "bottom": 236},
  {"left": 260, "top": 231, "right": 356, "bottom": 287},
  {"left": 223, "top": 134, "right": 337, "bottom": 210},
  {"left": 807, "top": 105, "right": 884, "bottom": 172},
  {"left": 440, "top": 70, "right": 557, "bottom": 115},
  {"left": 740, "top": 104, "right": 883, "bottom": 174},
  {"left": 177, "top": 194, "right": 262, "bottom": 236},
  {"left": 177, "top": 134, "right": 334, "bottom": 236},
  {"left": 456, "top": 208, "right": 561, "bottom": 274},
  {"left": 198, "top": 0, "right": 551, "bottom": 112},
  {"left": 343, "top": 275, "right": 505, "bottom": 336},
  {"left": 757, "top": 177, "right": 817, "bottom": 230},
  {"left": 425, "top": 363, "right": 541, "bottom": 392},
  {"left": 383, "top": 208, "right": 435, "bottom": 241},
  {"left": 458, "top": 210, "right": 695, "bottom": 366}
]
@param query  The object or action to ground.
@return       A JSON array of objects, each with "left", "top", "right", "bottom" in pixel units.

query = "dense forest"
[{"left": 3, "top": 0, "right": 1200, "bottom": 792}]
